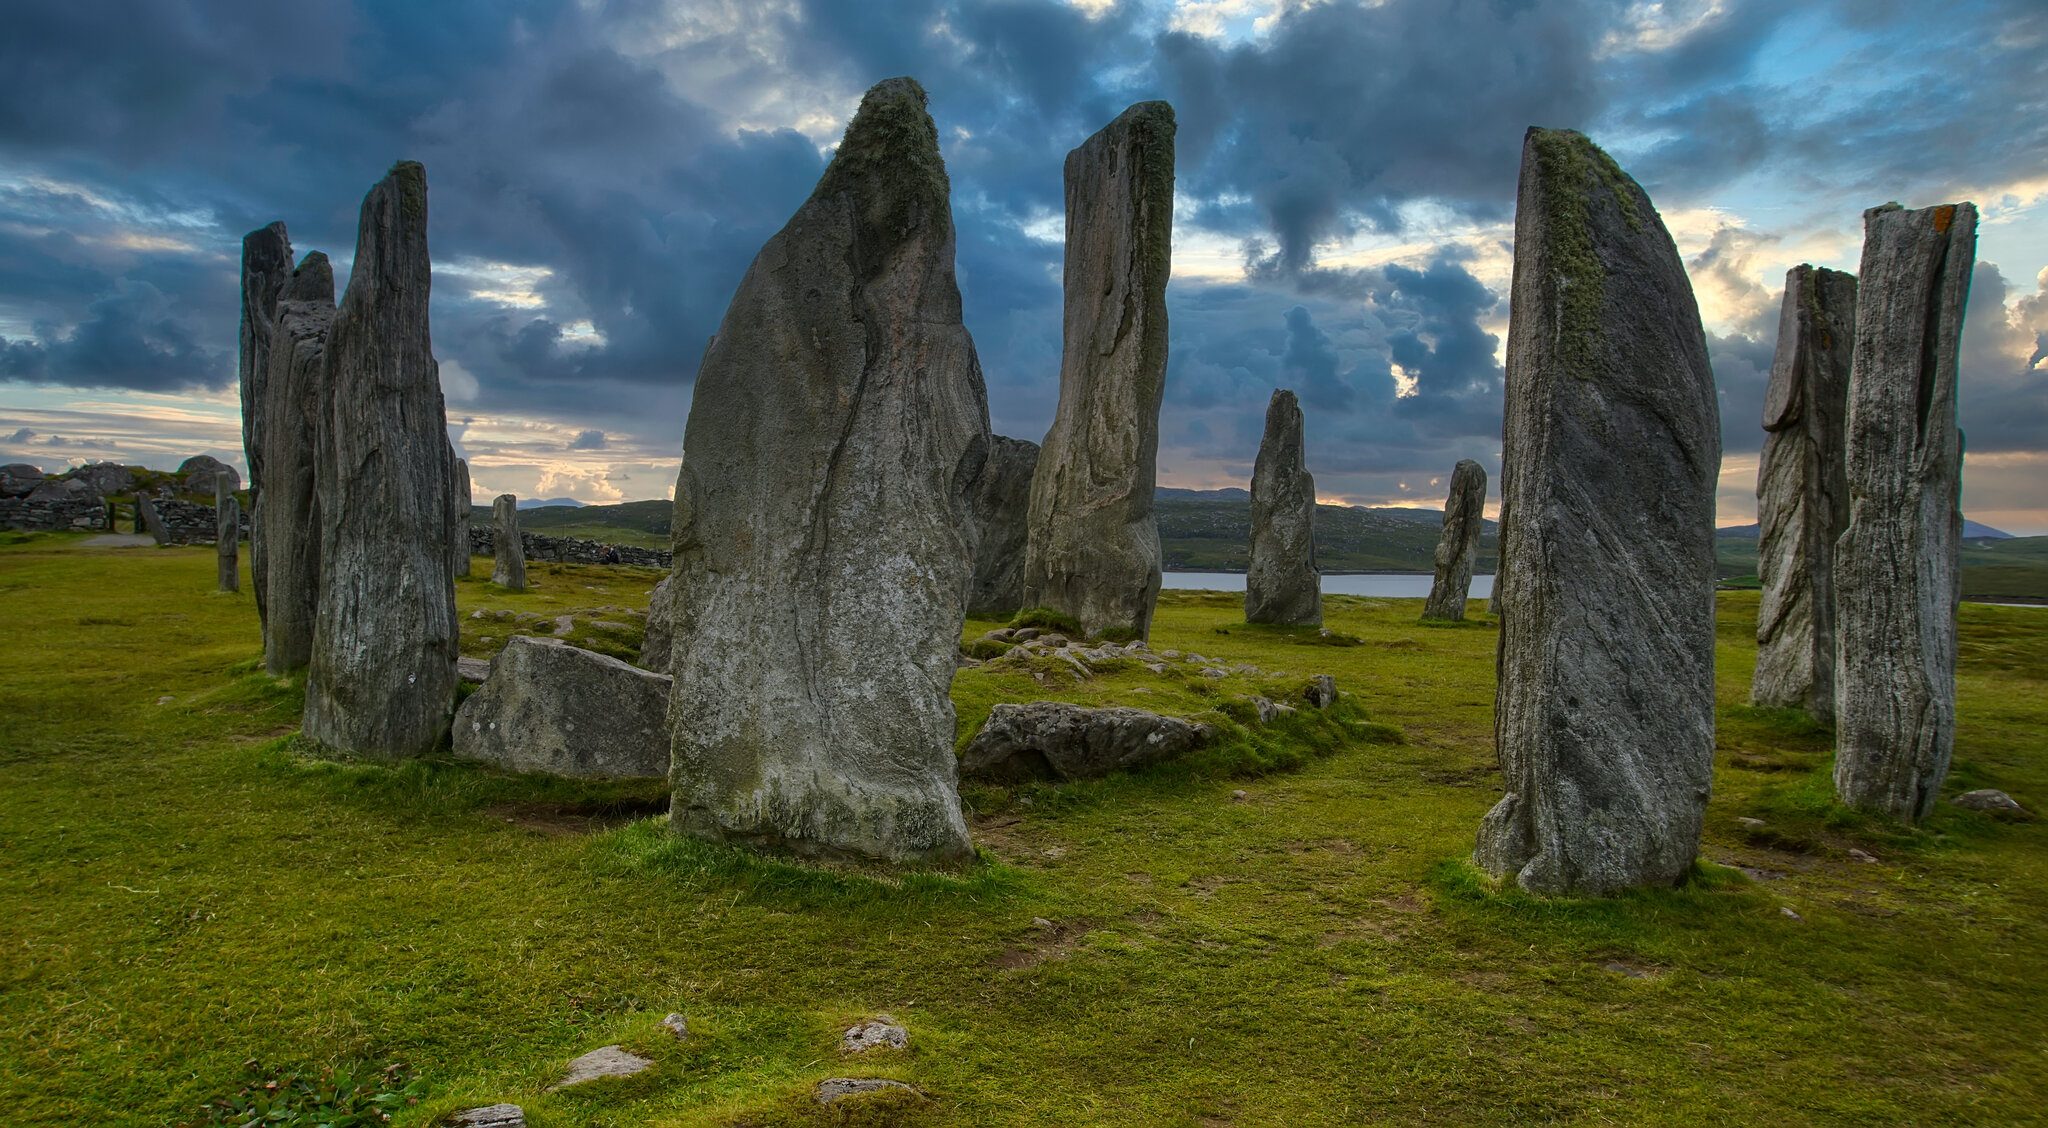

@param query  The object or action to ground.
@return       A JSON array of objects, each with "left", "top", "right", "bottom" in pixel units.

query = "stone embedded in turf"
[
  {"left": 303, "top": 160, "right": 459, "bottom": 761},
  {"left": 1022, "top": 100, "right": 1175, "bottom": 641},
  {"left": 1952, "top": 788, "right": 2026, "bottom": 815},
  {"left": 1422, "top": 459, "right": 1488, "bottom": 622},
  {"left": 661, "top": 1012, "right": 689, "bottom": 1039},
  {"left": 665, "top": 77, "right": 985, "bottom": 865},
  {"left": 550, "top": 1045, "right": 653, "bottom": 1089},
  {"left": 453, "top": 636, "right": 671, "bottom": 779},
  {"left": 1751, "top": 264, "right": 1857, "bottom": 723},
  {"left": 1245, "top": 388, "right": 1321, "bottom": 627},
  {"left": 1833, "top": 202, "right": 1977, "bottom": 823},
  {"left": 967, "top": 434, "right": 1041, "bottom": 618},
  {"left": 257, "top": 252, "right": 335, "bottom": 675},
  {"left": 961, "top": 702, "right": 1212, "bottom": 783},
  {"left": 491, "top": 493, "right": 527, "bottom": 591},
  {"left": 1475, "top": 129, "right": 1720, "bottom": 896},
  {"left": 842, "top": 1018, "right": 909, "bottom": 1052},
  {"left": 450, "top": 1104, "right": 525, "bottom": 1128},
  {"left": 817, "top": 1078, "right": 921, "bottom": 1104}
]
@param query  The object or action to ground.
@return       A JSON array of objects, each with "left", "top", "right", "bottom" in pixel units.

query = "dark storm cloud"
[{"left": 568, "top": 429, "right": 607, "bottom": 450}]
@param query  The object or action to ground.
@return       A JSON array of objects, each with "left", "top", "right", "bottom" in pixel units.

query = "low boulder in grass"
[
  {"left": 961, "top": 702, "right": 1212, "bottom": 783},
  {"left": 453, "top": 636, "right": 671, "bottom": 779}
]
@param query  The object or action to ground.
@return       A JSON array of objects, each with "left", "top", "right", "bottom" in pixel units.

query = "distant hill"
[
  {"left": 1716, "top": 518, "right": 2013, "bottom": 540},
  {"left": 518, "top": 497, "right": 585, "bottom": 510},
  {"left": 1153, "top": 487, "right": 1497, "bottom": 573}
]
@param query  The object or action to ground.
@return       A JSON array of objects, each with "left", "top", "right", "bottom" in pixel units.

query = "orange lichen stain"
[{"left": 1933, "top": 205, "right": 1956, "bottom": 233}]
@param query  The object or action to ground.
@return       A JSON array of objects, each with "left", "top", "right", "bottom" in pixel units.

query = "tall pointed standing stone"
[
  {"left": 1022, "top": 101, "right": 1175, "bottom": 640},
  {"left": 666, "top": 78, "right": 988, "bottom": 863},
  {"left": 215, "top": 479, "right": 240, "bottom": 593},
  {"left": 1834, "top": 202, "right": 1976, "bottom": 821},
  {"left": 1422, "top": 459, "right": 1488, "bottom": 622},
  {"left": 1751, "top": 265, "right": 1857, "bottom": 721},
  {"left": 966, "top": 436, "right": 1041, "bottom": 618},
  {"left": 1244, "top": 388, "right": 1320, "bottom": 625},
  {"left": 452, "top": 458, "right": 472, "bottom": 578},
  {"left": 303, "top": 161, "right": 458, "bottom": 760},
  {"left": 491, "top": 494, "right": 526, "bottom": 591},
  {"left": 258, "top": 252, "right": 335, "bottom": 675},
  {"left": 239, "top": 222, "right": 293, "bottom": 628},
  {"left": 1474, "top": 129, "right": 1721, "bottom": 895}
]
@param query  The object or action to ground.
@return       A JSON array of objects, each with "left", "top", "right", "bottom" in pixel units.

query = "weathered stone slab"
[
  {"left": 666, "top": 78, "right": 986, "bottom": 864},
  {"left": 1474, "top": 129, "right": 1720, "bottom": 895},
  {"left": 303, "top": 161, "right": 459, "bottom": 760},
  {"left": 1834, "top": 202, "right": 1977, "bottom": 821},
  {"left": 817, "top": 1078, "right": 920, "bottom": 1104},
  {"left": 550, "top": 1045, "right": 652, "bottom": 1089},
  {"left": 967, "top": 435, "right": 1040, "bottom": 618},
  {"left": 1422, "top": 459, "right": 1487, "bottom": 622},
  {"left": 215, "top": 481, "right": 239, "bottom": 593},
  {"left": 258, "top": 252, "right": 335, "bottom": 674},
  {"left": 1245, "top": 388, "right": 1320, "bottom": 626},
  {"left": 452, "top": 457, "right": 472, "bottom": 578},
  {"left": 1022, "top": 101, "right": 1175, "bottom": 640},
  {"left": 491, "top": 493, "right": 526, "bottom": 591},
  {"left": 453, "top": 636, "right": 671, "bottom": 779},
  {"left": 960, "top": 702, "right": 1211, "bottom": 783},
  {"left": 1751, "top": 265, "right": 1857, "bottom": 721},
  {"left": 239, "top": 222, "right": 292, "bottom": 629},
  {"left": 449, "top": 1105, "right": 525, "bottom": 1128}
]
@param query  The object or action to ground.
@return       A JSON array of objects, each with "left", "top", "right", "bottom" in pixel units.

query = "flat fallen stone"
[
  {"left": 961, "top": 702, "right": 1211, "bottom": 783},
  {"left": 552, "top": 1045, "right": 653, "bottom": 1089},
  {"left": 450, "top": 1104, "right": 525, "bottom": 1127},
  {"left": 1953, "top": 789, "right": 2026, "bottom": 815},
  {"left": 453, "top": 636, "right": 671, "bottom": 779},
  {"left": 817, "top": 1078, "right": 920, "bottom": 1104},
  {"left": 843, "top": 1019, "right": 909, "bottom": 1052}
]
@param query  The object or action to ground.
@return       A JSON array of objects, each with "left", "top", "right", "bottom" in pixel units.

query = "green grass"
[{"left": 2, "top": 535, "right": 2045, "bottom": 1125}]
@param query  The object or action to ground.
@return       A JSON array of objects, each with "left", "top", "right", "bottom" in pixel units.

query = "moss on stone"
[{"left": 1527, "top": 128, "right": 1643, "bottom": 380}]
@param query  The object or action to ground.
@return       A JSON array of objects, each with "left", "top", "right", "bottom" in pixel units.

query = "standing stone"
[
  {"left": 966, "top": 435, "right": 1040, "bottom": 618},
  {"left": 1422, "top": 460, "right": 1488, "bottom": 622},
  {"left": 1244, "top": 388, "right": 1320, "bottom": 625},
  {"left": 1834, "top": 202, "right": 1976, "bottom": 822},
  {"left": 303, "top": 161, "right": 458, "bottom": 760},
  {"left": 641, "top": 574, "right": 677, "bottom": 673},
  {"left": 215, "top": 480, "right": 240, "bottom": 593},
  {"left": 239, "top": 223, "right": 293, "bottom": 628},
  {"left": 1022, "top": 101, "right": 1175, "bottom": 640},
  {"left": 258, "top": 252, "right": 335, "bottom": 675},
  {"left": 491, "top": 494, "right": 527, "bottom": 591},
  {"left": 452, "top": 457, "right": 472, "bottom": 578},
  {"left": 1474, "top": 129, "right": 1721, "bottom": 895},
  {"left": 666, "top": 77, "right": 986, "bottom": 863},
  {"left": 1751, "top": 265, "right": 1857, "bottom": 721}
]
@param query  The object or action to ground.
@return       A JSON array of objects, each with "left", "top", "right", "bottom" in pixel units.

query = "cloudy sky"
[{"left": 2, "top": 0, "right": 2044, "bottom": 531}]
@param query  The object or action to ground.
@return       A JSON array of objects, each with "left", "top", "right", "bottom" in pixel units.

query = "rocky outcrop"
[
  {"left": 1751, "top": 265, "right": 1857, "bottom": 721},
  {"left": 967, "top": 435, "right": 1040, "bottom": 617},
  {"left": 1245, "top": 388, "right": 1320, "bottom": 625},
  {"left": 177, "top": 455, "right": 240, "bottom": 495},
  {"left": 62, "top": 461, "right": 137, "bottom": 497},
  {"left": 491, "top": 493, "right": 526, "bottom": 590},
  {"left": 960, "top": 702, "right": 1211, "bottom": 783},
  {"left": 452, "top": 457, "right": 472, "bottom": 578},
  {"left": 303, "top": 161, "right": 459, "bottom": 760},
  {"left": 1834, "top": 202, "right": 1977, "bottom": 822},
  {"left": 453, "top": 636, "right": 671, "bottom": 779},
  {"left": 666, "top": 78, "right": 987, "bottom": 864},
  {"left": 1475, "top": 129, "right": 1721, "bottom": 895},
  {"left": 215, "top": 482, "right": 240, "bottom": 592},
  {"left": 1022, "top": 101, "right": 1175, "bottom": 640},
  {"left": 641, "top": 574, "right": 677, "bottom": 672},
  {"left": 258, "top": 252, "right": 335, "bottom": 674},
  {"left": 0, "top": 464, "right": 43, "bottom": 497},
  {"left": 1422, "top": 459, "right": 1488, "bottom": 621}
]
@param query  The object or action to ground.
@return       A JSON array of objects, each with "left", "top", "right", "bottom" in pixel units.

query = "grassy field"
[{"left": 2, "top": 534, "right": 2044, "bottom": 1126}]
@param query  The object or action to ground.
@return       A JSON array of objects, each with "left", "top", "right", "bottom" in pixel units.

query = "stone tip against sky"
[{"left": 1, "top": 0, "right": 2043, "bottom": 531}]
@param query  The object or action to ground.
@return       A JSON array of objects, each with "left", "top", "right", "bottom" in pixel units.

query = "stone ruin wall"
[
  {"left": 469, "top": 526, "right": 671, "bottom": 569},
  {"left": 0, "top": 495, "right": 111, "bottom": 532}
]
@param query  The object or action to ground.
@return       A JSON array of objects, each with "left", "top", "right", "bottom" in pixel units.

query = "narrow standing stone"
[
  {"left": 303, "top": 161, "right": 458, "bottom": 760},
  {"left": 1022, "top": 101, "right": 1175, "bottom": 640},
  {"left": 492, "top": 494, "right": 527, "bottom": 591},
  {"left": 240, "top": 222, "right": 293, "bottom": 628},
  {"left": 1475, "top": 129, "right": 1721, "bottom": 895},
  {"left": 258, "top": 252, "right": 335, "bottom": 674},
  {"left": 666, "top": 78, "right": 988, "bottom": 863},
  {"left": 1244, "top": 388, "right": 1320, "bottom": 625},
  {"left": 1834, "top": 202, "right": 1976, "bottom": 821},
  {"left": 1422, "top": 460, "right": 1488, "bottom": 622},
  {"left": 966, "top": 435, "right": 1041, "bottom": 618},
  {"left": 215, "top": 479, "right": 240, "bottom": 593},
  {"left": 452, "top": 457, "right": 472, "bottom": 578},
  {"left": 1752, "top": 265, "right": 1857, "bottom": 721}
]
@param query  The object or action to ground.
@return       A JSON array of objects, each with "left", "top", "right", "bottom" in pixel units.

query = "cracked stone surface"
[{"left": 551, "top": 1045, "right": 653, "bottom": 1089}]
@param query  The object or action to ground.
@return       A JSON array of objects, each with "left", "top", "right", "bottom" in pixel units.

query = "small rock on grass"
[
  {"left": 842, "top": 1019, "right": 909, "bottom": 1053},
  {"left": 451, "top": 1105, "right": 525, "bottom": 1127},
  {"left": 1847, "top": 848, "right": 1878, "bottom": 864},
  {"left": 661, "top": 1013, "right": 689, "bottom": 1039},
  {"left": 1737, "top": 817, "right": 1766, "bottom": 830},
  {"left": 817, "top": 1078, "right": 920, "bottom": 1104},
  {"left": 1231, "top": 789, "right": 1248, "bottom": 803},
  {"left": 1781, "top": 907, "right": 1802, "bottom": 920},
  {"left": 551, "top": 1045, "right": 653, "bottom": 1089},
  {"left": 1953, "top": 788, "right": 2027, "bottom": 815}
]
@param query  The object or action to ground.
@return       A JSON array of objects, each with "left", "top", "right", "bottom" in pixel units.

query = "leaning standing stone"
[
  {"left": 1834, "top": 202, "right": 1976, "bottom": 821},
  {"left": 1474, "top": 129, "right": 1720, "bottom": 895},
  {"left": 1751, "top": 265, "right": 1857, "bottom": 721},
  {"left": 258, "top": 252, "right": 335, "bottom": 675},
  {"left": 1022, "top": 101, "right": 1175, "bottom": 640},
  {"left": 1422, "top": 460, "right": 1488, "bottom": 622},
  {"left": 967, "top": 435, "right": 1041, "bottom": 618},
  {"left": 239, "top": 222, "right": 293, "bottom": 627},
  {"left": 666, "top": 77, "right": 987, "bottom": 863},
  {"left": 491, "top": 493, "right": 526, "bottom": 591},
  {"left": 1245, "top": 388, "right": 1320, "bottom": 626},
  {"left": 303, "top": 161, "right": 458, "bottom": 760},
  {"left": 215, "top": 480, "right": 240, "bottom": 593}
]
